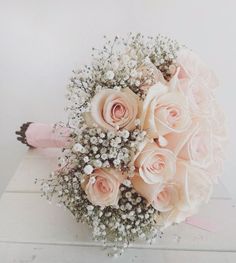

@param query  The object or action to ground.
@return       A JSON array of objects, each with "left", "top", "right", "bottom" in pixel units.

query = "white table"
[{"left": 0, "top": 149, "right": 236, "bottom": 262}]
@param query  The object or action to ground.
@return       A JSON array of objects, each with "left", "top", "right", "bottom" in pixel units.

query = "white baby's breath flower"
[
  {"left": 121, "top": 130, "right": 130, "bottom": 139},
  {"left": 102, "top": 160, "right": 110, "bottom": 167},
  {"left": 101, "top": 153, "right": 108, "bottom": 160},
  {"left": 93, "top": 159, "right": 102, "bottom": 168},
  {"left": 92, "top": 146, "right": 98, "bottom": 153},
  {"left": 134, "top": 119, "right": 141, "bottom": 126},
  {"left": 144, "top": 56, "right": 151, "bottom": 64},
  {"left": 126, "top": 203, "right": 132, "bottom": 210},
  {"left": 72, "top": 143, "right": 84, "bottom": 153},
  {"left": 90, "top": 137, "right": 98, "bottom": 144},
  {"left": 115, "top": 137, "right": 122, "bottom": 144},
  {"left": 110, "top": 140, "right": 118, "bottom": 147},
  {"left": 95, "top": 85, "right": 102, "bottom": 92},
  {"left": 100, "top": 147, "right": 107, "bottom": 154},
  {"left": 117, "top": 152, "right": 123, "bottom": 160},
  {"left": 130, "top": 69, "right": 138, "bottom": 78},
  {"left": 135, "top": 80, "right": 141, "bottom": 86},
  {"left": 89, "top": 176, "right": 96, "bottom": 184},
  {"left": 107, "top": 131, "right": 115, "bottom": 139},
  {"left": 123, "top": 179, "right": 131, "bottom": 187},
  {"left": 84, "top": 165, "right": 94, "bottom": 175},
  {"left": 87, "top": 205, "right": 94, "bottom": 211},
  {"left": 100, "top": 133, "right": 105, "bottom": 138},
  {"left": 83, "top": 156, "right": 89, "bottom": 163},
  {"left": 105, "top": 70, "right": 115, "bottom": 80},
  {"left": 113, "top": 159, "right": 121, "bottom": 165},
  {"left": 158, "top": 135, "right": 168, "bottom": 147},
  {"left": 125, "top": 191, "right": 132, "bottom": 198},
  {"left": 121, "top": 214, "right": 126, "bottom": 220},
  {"left": 128, "top": 60, "right": 137, "bottom": 68},
  {"left": 89, "top": 129, "right": 96, "bottom": 136},
  {"left": 122, "top": 54, "right": 130, "bottom": 63}
]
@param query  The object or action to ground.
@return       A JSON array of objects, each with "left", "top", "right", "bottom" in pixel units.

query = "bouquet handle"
[{"left": 15, "top": 122, "right": 73, "bottom": 148}]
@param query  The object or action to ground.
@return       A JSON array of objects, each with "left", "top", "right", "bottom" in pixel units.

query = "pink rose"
[
  {"left": 205, "top": 102, "right": 227, "bottom": 182},
  {"left": 82, "top": 169, "right": 126, "bottom": 207},
  {"left": 89, "top": 88, "right": 140, "bottom": 131},
  {"left": 141, "top": 83, "right": 191, "bottom": 137},
  {"left": 175, "top": 48, "right": 218, "bottom": 116},
  {"left": 167, "top": 121, "right": 213, "bottom": 169},
  {"left": 134, "top": 142, "right": 176, "bottom": 184},
  {"left": 131, "top": 174, "right": 162, "bottom": 204},
  {"left": 157, "top": 161, "right": 213, "bottom": 228},
  {"left": 176, "top": 49, "right": 218, "bottom": 88},
  {"left": 166, "top": 112, "right": 226, "bottom": 182},
  {"left": 132, "top": 161, "right": 212, "bottom": 228},
  {"left": 131, "top": 175, "right": 180, "bottom": 212},
  {"left": 210, "top": 102, "right": 227, "bottom": 139},
  {"left": 152, "top": 184, "right": 180, "bottom": 212}
]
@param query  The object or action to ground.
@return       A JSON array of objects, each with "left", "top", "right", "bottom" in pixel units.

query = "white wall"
[{"left": 0, "top": 0, "right": 236, "bottom": 197}]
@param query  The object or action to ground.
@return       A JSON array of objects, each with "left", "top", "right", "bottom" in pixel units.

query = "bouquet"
[{"left": 16, "top": 33, "right": 226, "bottom": 256}]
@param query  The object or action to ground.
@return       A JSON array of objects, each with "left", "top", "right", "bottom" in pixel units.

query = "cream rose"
[
  {"left": 89, "top": 88, "right": 140, "bottom": 131},
  {"left": 141, "top": 83, "right": 191, "bottom": 137},
  {"left": 82, "top": 168, "right": 125, "bottom": 207},
  {"left": 134, "top": 142, "right": 176, "bottom": 184}
]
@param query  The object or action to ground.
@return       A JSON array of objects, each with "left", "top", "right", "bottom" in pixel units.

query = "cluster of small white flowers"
[
  {"left": 71, "top": 124, "right": 146, "bottom": 180},
  {"left": 41, "top": 171, "right": 160, "bottom": 256}
]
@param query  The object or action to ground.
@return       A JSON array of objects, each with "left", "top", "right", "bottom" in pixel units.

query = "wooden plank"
[
  {"left": 0, "top": 192, "right": 235, "bottom": 251},
  {"left": 1, "top": 242, "right": 236, "bottom": 263},
  {"left": 6, "top": 149, "right": 60, "bottom": 193},
  {"left": 6, "top": 149, "right": 231, "bottom": 200}
]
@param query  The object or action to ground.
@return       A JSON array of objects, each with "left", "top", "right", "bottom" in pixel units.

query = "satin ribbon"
[
  {"left": 185, "top": 216, "right": 217, "bottom": 232},
  {"left": 25, "top": 123, "right": 73, "bottom": 148}
]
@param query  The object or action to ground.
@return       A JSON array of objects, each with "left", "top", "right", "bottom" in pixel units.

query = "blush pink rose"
[
  {"left": 165, "top": 110, "right": 226, "bottom": 182},
  {"left": 176, "top": 49, "right": 218, "bottom": 88},
  {"left": 132, "top": 161, "right": 212, "bottom": 228},
  {"left": 131, "top": 174, "right": 182, "bottom": 213},
  {"left": 82, "top": 169, "right": 126, "bottom": 207},
  {"left": 205, "top": 102, "right": 227, "bottom": 182},
  {"left": 134, "top": 141, "right": 176, "bottom": 184},
  {"left": 152, "top": 184, "right": 180, "bottom": 212},
  {"left": 131, "top": 174, "right": 162, "bottom": 204},
  {"left": 157, "top": 161, "right": 213, "bottom": 228},
  {"left": 141, "top": 83, "right": 191, "bottom": 137},
  {"left": 172, "top": 121, "right": 213, "bottom": 169},
  {"left": 89, "top": 88, "right": 140, "bottom": 131},
  {"left": 175, "top": 48, "right": 218, "bottom": 116}
]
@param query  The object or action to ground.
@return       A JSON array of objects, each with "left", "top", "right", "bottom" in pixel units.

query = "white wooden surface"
[{"left": 0, "top": 149, "right": 236, "bottom": 262}]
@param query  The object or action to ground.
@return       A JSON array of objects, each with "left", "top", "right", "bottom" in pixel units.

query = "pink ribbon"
[
  {"left": 185, "top": 216, "right": 217, "bottom": 232},
  {"left": 25, "top": 123, "right": 73, "bottom": 148}
]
